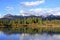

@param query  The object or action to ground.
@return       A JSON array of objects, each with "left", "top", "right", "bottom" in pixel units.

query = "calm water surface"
[{"left": 0, "top": 31, "right": 60, "bottom": 40}]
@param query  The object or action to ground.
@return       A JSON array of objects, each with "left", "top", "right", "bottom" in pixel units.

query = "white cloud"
[
  {"left": 19, "top": 10, "right": 28, "bottom": 16},
  {"left": 19, "top": 7, "right": 60, "bottom": 16},
  {"left": 19, "top": 10, "right": 26, "bottom": 16},
  {"left": 29, "top": 7, "right": 60, "bottom": 16},
  {"left": 0, "top": 14, "right": 2, "bottom": 18},
  {"left": 20, "top": 0, "right": 45, "bottom": 7},
  {"left": 48, "top": 7, "right": 60, "bottom": 15},
  {"left": 29, "top": 8, "right": 51, "bottom": 16}
]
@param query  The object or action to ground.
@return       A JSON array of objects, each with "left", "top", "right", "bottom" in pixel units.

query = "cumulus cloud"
[
  {"left": 20, "top": 10, "right": 25, "bottom": 16},
  {"left": 19, "top": 10, "right": 27, "bottom": 16},
  {"left": 19, "top": 10, "right": 36, "bottom": 16},
  {"left": 30, "top": 8, "right": 55, "bottom": 16},
  {"left": 19, "top": 7, "right": 60, "bottom": 16},
  {"left": 20, "top": 0, "right": 45, "bottom": 7},
  {"left": 47, "top": 7, "right": 60, "bottom": 16}
]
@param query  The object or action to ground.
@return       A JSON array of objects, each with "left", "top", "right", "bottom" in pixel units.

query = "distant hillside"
[{"left": 0, "top": 14, "right": 60, "bottom": 20}]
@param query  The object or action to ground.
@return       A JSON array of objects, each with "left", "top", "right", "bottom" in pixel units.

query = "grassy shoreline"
[{"left": 0, "top": 24, "right": 60, "bottom": 34}]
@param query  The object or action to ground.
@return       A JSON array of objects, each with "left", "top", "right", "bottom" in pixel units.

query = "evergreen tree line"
[{"left": 0, "top": 17, "right": 60, "bottom": 34}]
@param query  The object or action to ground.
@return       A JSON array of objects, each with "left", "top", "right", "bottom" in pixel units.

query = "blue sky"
[{"left": 0, "top": 0, "right": 60, "bottom": 17}]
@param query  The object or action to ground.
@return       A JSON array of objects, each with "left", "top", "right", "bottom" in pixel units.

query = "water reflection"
[
  {"left": 0, "top": 31, "right": 19, "bottom": 40},
  {"left": 0, "top": 31, "right": 60, "bottom": 40}
]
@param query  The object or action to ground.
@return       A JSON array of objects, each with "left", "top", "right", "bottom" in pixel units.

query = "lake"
[{"left": 0, "top": 31, "right": 60, "bottom": 40}]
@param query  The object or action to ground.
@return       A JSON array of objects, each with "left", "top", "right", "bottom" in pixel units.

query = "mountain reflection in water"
[{"left": 0, "top": 31, "right": 60, "bottom": 40}]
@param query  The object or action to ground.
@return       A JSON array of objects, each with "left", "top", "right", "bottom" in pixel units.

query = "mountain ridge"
[{"left": 1, "top": 14, "right": 60, "bottom": 20}]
